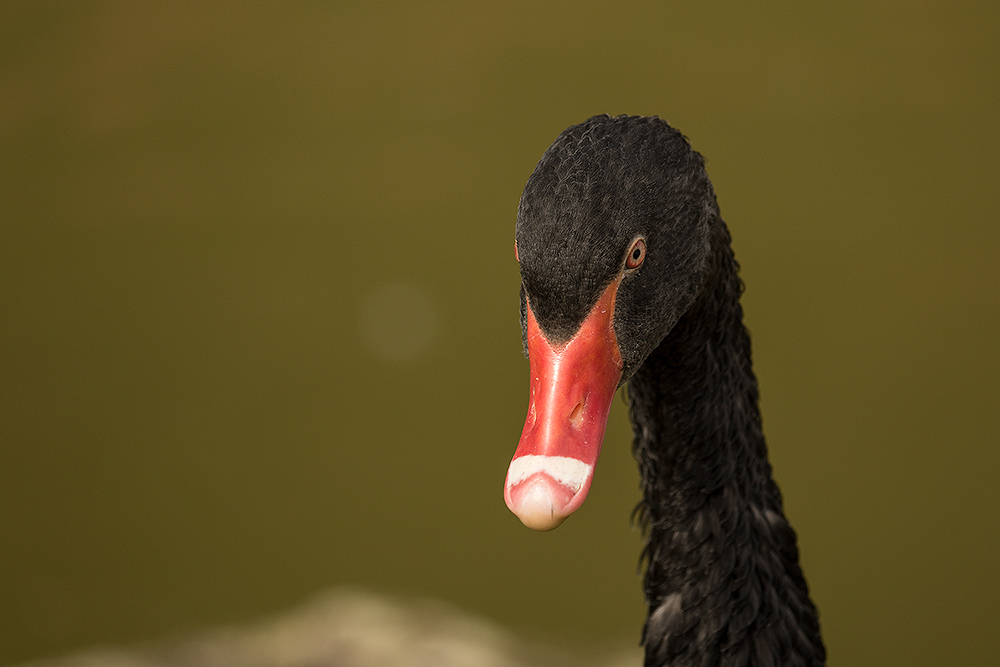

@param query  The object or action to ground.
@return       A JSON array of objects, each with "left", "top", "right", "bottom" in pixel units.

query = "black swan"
[{"left": 504, "top": 115, "right": 826, "bottom": 667}]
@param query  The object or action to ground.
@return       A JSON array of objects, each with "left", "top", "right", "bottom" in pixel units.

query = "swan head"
[{"left": 505, "top": 115, "right": 717, "bottom": 530}]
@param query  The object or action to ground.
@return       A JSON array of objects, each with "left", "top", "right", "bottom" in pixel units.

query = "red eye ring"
[{"left": 625, "top": 238, "right": 646, "bottom": 270}]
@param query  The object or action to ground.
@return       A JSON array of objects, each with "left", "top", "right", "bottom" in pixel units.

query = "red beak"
[{"left": 504, "top": 278, "right": 624, "bottom": 530}]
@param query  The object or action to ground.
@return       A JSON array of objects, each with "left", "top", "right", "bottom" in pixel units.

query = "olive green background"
[{"left": 2, "top": 2, "right": 997, "bottom": 665}]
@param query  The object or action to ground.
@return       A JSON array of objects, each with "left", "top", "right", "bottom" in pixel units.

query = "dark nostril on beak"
[{"left": 569, "top": 401, "right": 584, "bottom": 426}]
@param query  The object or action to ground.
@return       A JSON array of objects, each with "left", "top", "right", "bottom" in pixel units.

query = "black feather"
[{"left": 515, "top": 115, "right": 826, "bottom": 667}]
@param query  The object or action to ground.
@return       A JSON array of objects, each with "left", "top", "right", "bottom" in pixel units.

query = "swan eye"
[{"left": 625, "top": 238, "right": 646, "bottom": 270}]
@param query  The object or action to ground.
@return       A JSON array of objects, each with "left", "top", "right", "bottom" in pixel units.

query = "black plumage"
[{"left": 514, "top": 115, "right": 826, "bottom": 667}]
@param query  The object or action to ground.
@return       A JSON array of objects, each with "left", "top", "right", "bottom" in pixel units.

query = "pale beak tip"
[{"left": 505, "top": 474, "right": 574, "bottom": 531}]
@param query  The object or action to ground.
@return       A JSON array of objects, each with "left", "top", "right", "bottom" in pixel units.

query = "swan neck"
[{"left": 628, "top": 221, "right": 826, "bottom": 666}]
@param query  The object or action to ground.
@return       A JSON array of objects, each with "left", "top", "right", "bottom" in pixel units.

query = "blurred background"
[{"left": 2, "top": 1, "right": 998, "bottom": 665}]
